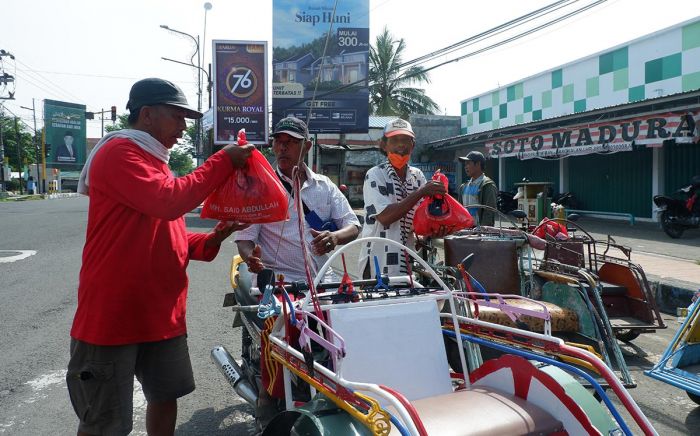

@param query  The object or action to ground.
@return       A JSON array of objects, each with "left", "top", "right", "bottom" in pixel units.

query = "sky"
[{"left": 1, "top": 0, "right": 699, "bottom": 139}]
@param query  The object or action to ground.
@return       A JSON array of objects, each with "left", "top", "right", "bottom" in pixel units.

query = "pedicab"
[
  {"left": 215, "top": 236, "right": 658, "bottom": 435},
  {"left": 531, "top": 215, "right": 666, "bottom": 343},
  {"left": 646, "top": 293, "right": 700, "bottom": 405},
  {"left": 438, "top": 205, "right": 660, "bottom": 387}
]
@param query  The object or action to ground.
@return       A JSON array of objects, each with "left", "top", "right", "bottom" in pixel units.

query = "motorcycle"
[
  {"left": 653, "top": 176, "right": 700, "bottom": 238},
  {"left": 496, "top": 190, "right": 518, "bottom": 214}
]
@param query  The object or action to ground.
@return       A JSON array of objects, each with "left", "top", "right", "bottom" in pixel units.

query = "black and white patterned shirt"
[{"left": 359, "top": 162, "right": 426, "bottom": 277}]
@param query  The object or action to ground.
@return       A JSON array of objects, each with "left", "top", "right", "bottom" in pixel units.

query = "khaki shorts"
[{"left": 66, "top": 335, "right": 195, "bottom": 435}]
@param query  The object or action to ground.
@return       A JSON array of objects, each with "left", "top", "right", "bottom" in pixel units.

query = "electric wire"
[
  {"left": 14, "top": 59, "right": 98, "bottom": 111},
  {"left": 409, "top": 0, "right": 609, "bottom": 78},
  {"left": 398, "top": 0, "right": 575, "bottom": 69}
]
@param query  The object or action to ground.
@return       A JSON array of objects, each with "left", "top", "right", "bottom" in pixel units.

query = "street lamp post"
[
  {"left": 20, "top": 99, "right": 42, "bottom": 194},
  {"left": 203, "top": 2, "right": 212, "bottom": 110},
  {"left": 160, "top": 24, "right": 203, "bottom": 160}
]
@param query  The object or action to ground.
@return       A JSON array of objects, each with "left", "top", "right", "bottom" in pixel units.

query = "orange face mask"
[{"left": 388, "top": 153, "right": 410, "bottom": 169}]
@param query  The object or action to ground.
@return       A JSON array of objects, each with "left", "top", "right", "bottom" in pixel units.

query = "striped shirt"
[{"left": 359, "top": 162, "right": 426, "bottom": 277}]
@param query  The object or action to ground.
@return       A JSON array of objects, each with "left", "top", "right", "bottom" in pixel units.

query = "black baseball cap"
[
  {"left": 126, "top": 78, "right": 202, "bottom": 119},
  {"left": 458, "top": 150, "right": 486, "bottom": 163},
  {"left": 273, "top": 116, "right": 309, "bottom": 140}
]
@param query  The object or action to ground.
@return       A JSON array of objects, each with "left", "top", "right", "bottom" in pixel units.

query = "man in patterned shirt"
[{"left": 359, "top": 119, "right": 447, "bottom": 278}]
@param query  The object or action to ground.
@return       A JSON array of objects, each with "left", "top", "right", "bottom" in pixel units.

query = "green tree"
[
  {"left": 105, "top": 114, "right": 129, "bottom": 132},
  {"left": 369, "top": 27, "right": 439, "bottom": 118},
  {"left": 105, "top": 111, "right": 195, "bottom": 176},
  {"left": 168, "top": 145, "right": 195, "bottom": 176},
  {"left": 0, "top": 114, "right": 36, "bottom": 171}
]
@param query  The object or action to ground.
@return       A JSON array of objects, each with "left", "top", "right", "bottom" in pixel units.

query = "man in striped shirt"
[{"left": 359, "top": 119, "right": 447, "bottom": 278}]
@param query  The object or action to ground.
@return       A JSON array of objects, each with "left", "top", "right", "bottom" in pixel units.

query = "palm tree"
[{"left": 369, "top": 27, "right": 439, "bottom": 118}]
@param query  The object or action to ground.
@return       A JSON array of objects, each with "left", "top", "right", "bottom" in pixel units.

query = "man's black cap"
[
  {"left": 458, "top": 150, "right": 486, "bottom": 163},
  {"left": 126, "top": 78, "right": 202, "bottom": 119},
  {"left": 273, "top": 116, "right": 309, "bottom": 140},
  {"left": 64, "top": 131, "right": 74, "bottom": 137}
]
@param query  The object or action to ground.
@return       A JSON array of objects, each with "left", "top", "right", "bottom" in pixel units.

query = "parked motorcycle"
[
  {"left": 653, "top": 176, "right": 700, "bottom": 238},
  {"left": 497, "top": 190, "right": 518, "bottom": 214}
]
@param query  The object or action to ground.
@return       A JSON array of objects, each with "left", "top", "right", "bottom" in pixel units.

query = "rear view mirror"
[
  {"left": 510, "top": 210, "right": 527, "bottom": 219},
  {"left": 460, "top": 253, "right": 475, "bottom": 272},
  {"left": 567, "top": 213, "right": 581, "bottom": 222},
  {"left": 257, "top": 268, "right": 275, "bottom": 291}
]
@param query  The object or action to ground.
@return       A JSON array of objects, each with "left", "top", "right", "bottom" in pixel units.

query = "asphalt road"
[
  {"left": 0, "top": 197, "right": 699, "bottom": 435},
  {"left": 0, "top": 197, "right": 253, "bottom": 435}
]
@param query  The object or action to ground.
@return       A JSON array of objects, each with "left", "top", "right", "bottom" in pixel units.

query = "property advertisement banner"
[
  {"left": 213, "top": 40, "right": 268, "bottom": 145},
  {"left": 44, "top": 99, "right": 86, "bottom": 169},
  {"left": 486, "top": 110, "right": 699, "bottom": 160},
  {"left": 272, "top": 0, "right": 369, "bottom": 134}
]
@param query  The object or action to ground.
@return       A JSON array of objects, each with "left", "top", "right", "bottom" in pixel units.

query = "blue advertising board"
[{"left": 272, "top": 0, "right": 369, "bottom": 134}]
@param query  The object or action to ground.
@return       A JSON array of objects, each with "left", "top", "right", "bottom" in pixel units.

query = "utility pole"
[
  {"left": 31, "top": 99, "right": 41, "bottom": 194},
  {"left": 20, "top": 100, "right": 42, "bottom": 193},
  {"left": 14, "top": 117, "right": 23, "bottom": 194},
  {"left": 0, "top": 106, "right": 5, "bottom": 192}
]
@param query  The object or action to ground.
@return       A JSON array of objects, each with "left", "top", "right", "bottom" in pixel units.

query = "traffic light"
[
  {"left": 110, "top": 106, "right": 117, "bottom": 122},
  {"left": 45, "top": 143, "right": 51, "bottom": 158}
]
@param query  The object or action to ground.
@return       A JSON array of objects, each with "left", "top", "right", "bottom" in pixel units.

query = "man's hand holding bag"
[
  {"left": 201, "top": 130, "right": 289, "bottom": 223},
  {"left": 413, "top": 170, "right": 475, "bottom": 236}
]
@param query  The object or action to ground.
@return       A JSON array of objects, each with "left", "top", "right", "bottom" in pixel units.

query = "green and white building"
[{"left": 428, "top": 17, "right": 700, "bottom": 221}]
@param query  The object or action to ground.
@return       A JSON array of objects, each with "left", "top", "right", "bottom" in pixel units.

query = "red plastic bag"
[
  {"left": 413, "top": 171, "right": 475, "bottom": 236},
  {"left": 201, "top": 130, "right": 289, "bottom": 223},
  {"left": 533, "top": 218, "right": 569, "bottom": 240}
]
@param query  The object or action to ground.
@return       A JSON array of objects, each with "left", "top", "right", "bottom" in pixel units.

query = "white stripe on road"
[
  {"left": 0, "top": 369, "right": 147, "bottom": 434},
  {"left": 0, "top": 250, "right": 37, "bottom": 263}
]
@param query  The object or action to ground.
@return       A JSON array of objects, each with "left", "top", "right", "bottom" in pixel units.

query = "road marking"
[
  {"left": 0, "top": 369, "right": 147, "bottom": 434},
  {"left": 0, "top": 250, "right": 37, "bottom": 263},
  {"left": 24, "top": 370, "right": 66, "bottom": 404}
]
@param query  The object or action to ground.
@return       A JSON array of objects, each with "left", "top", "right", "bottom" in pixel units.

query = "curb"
[
  {"left": 650, "top": 277, "right": 700, "bottom": 315},
  {"left": 44, "top": 193, "right": 81, "bottom": 199}
]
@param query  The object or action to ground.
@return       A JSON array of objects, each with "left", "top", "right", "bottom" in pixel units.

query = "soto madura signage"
[{"left": 487, "top": 110, "right": 699, "bottom": 160}]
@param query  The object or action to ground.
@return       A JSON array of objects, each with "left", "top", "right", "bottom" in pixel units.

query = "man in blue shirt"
[{"left": 458, "top": 151, "right": 498, "bottom": 226}]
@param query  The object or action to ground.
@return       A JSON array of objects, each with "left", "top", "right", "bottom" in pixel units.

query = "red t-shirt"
[{"left": 70, "top": 138, "right": 233, "bottom": 345}]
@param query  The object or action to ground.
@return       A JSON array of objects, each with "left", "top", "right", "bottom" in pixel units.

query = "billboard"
[
  {"left": 213, "top": 40, "right": 268, "bottom": 145},
  {"left": 44, "top": 99, "right": 86, "bottom": 170},
  {"left": 272, "top": 0, "right": 369, "bottom": 134}
]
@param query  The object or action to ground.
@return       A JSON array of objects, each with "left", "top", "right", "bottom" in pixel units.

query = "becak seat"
[{"left": 475, "top": 300, "right": 579, "bottom": 333}]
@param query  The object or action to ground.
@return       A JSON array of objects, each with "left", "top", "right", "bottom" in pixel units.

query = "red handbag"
[
  {"left": 201, "top": 130, "right": 289, "bottom": 223},
  {"left": 413, "top": 170, "right": 475, "bottom": 236}
]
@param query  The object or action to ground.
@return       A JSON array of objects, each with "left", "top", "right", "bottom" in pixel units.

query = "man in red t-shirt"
[{"left": 67, "top": 78, "right": 254, "bottom": 436}]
